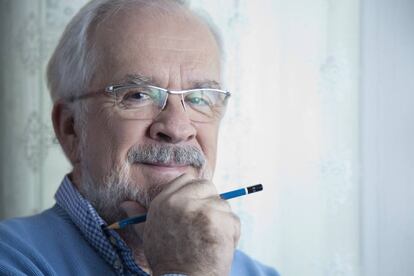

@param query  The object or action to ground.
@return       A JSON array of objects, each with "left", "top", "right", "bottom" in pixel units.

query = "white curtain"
[
  {"left": 0, "top": 0, "right": 87, "bottom": 216},
  {"left": 201, "top": 1, "right": 360, "bottom": 274},
  {"left": 360, "top": 0, "right": 414, "bottom": 275},
  {"left": 2, "top": 1, "right": 412, "bottom": 276}
]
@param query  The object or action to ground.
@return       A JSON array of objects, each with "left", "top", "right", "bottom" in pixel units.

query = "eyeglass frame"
[
  {"left": 64, "top": 83, "right": 231, "bottom": 117},
  {"left": 106, "top": 84, "right": 231, "bottom": 111}
]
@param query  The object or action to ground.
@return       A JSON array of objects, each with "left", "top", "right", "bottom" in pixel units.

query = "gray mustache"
[{"left": 127, "top": 144, "right": 206, "bottom": 169}]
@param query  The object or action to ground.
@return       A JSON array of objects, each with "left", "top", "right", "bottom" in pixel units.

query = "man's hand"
[{"left": 123, "top": 173, "right": 241, "bottom": 276}]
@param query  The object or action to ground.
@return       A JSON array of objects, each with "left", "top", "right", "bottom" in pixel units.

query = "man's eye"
[
  {"left": 123, "top": 91, "right": 152, "bottom": 101},
  {"left": 187, "top": 97, "right": 208, "bottom": 105},
  {"left": 186, "top": 94, "right": 211, "bottom": 106}
]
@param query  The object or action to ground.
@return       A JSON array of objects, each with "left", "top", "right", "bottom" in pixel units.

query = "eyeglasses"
[{"left": 66, "top": 83, "right": 231, "bottom": 123}]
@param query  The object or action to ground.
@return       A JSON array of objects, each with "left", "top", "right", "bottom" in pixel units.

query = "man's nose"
[{"left": 149, "top": 94, "right": 196, "bottom": 143}]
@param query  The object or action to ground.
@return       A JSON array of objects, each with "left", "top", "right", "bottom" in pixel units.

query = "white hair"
[{"left": 46, "top": 0, "right": 223, "bottom": 109}]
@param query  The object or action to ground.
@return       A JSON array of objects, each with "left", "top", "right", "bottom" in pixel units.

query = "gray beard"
[
  {"left": 77, "top": 142, "right": 209, "bottom": 268},
  {"left": 78, "top": 162, "right": 151, "bottom": 268},
  {"left": 77, "top": 143, "right": 207, "bottom": 224},
  {"left": 78, "top": 160, "right": 150, "bottom": 223}
]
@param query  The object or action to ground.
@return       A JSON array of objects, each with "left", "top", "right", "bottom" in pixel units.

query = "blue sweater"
[{"left": 0, "top": 206, "right": 278, "bottom": 275}]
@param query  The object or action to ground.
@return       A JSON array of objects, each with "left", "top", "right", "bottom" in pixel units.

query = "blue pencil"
[{"left": 106, "top": 184, "right": 263, "bottom": 230}]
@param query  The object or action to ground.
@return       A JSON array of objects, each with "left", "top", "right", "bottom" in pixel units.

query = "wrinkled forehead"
[{"left": 90, "top": 2, "right": 221, "bottom": 87}]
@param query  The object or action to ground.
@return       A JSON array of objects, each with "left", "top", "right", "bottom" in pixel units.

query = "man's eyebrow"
[
  {"left": 122, "top": 74, "right": 154, "bottom": 85},
  {"left": 191, "top": 80, "right": 222, "bottom": 89},
  {"left": 115, "top": 75, "right": 222, "bottom": 89}
]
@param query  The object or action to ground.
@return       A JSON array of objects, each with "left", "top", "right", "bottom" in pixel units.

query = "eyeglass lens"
[{"left": 113, "top": 86, "right": 228, "bottom": 122}]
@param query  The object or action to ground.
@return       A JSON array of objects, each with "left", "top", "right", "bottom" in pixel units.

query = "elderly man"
[{"left": 0, "top": 0, "right": 278, "bottom": 275}]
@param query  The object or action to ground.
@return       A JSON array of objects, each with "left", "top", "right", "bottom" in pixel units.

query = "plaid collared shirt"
[{"left": 55, "top": 176, "right": 148, "bottom": 276}]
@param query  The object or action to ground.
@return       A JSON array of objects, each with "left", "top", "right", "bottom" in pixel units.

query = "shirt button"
[
  {"left": 114, "top": 258, "right": 123, "bottom": 270},
  {"left": 109, "top": 236, "right": 117, "bottom": 246}
]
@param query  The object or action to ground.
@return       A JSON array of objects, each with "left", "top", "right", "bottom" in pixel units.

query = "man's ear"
[{"left": 52, "top": 102, "right": 81, "bottom": 165}]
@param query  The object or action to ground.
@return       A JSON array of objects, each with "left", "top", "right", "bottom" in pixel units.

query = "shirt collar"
[{"left": 55, "top": 175, "right": 147, "bottom": 275}]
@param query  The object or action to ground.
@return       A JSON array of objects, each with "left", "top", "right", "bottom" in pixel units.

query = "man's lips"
[
  {"left": 133, "top": 162, "right": 200, "bottom": 178},
  {"left": 140, "top": 162, "right": 190, "bottom": 168},
  {"left": 139, "top": 162, "right": 192, "bottom": 174}
]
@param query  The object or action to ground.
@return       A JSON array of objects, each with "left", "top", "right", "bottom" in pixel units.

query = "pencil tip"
[{"left": 106, "top": 223, "right": 120, "bottom": 230}]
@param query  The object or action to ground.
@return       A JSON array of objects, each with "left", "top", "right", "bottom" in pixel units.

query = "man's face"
[{"left": 77, "top": 6, "right": 222, "bottom": 218}]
